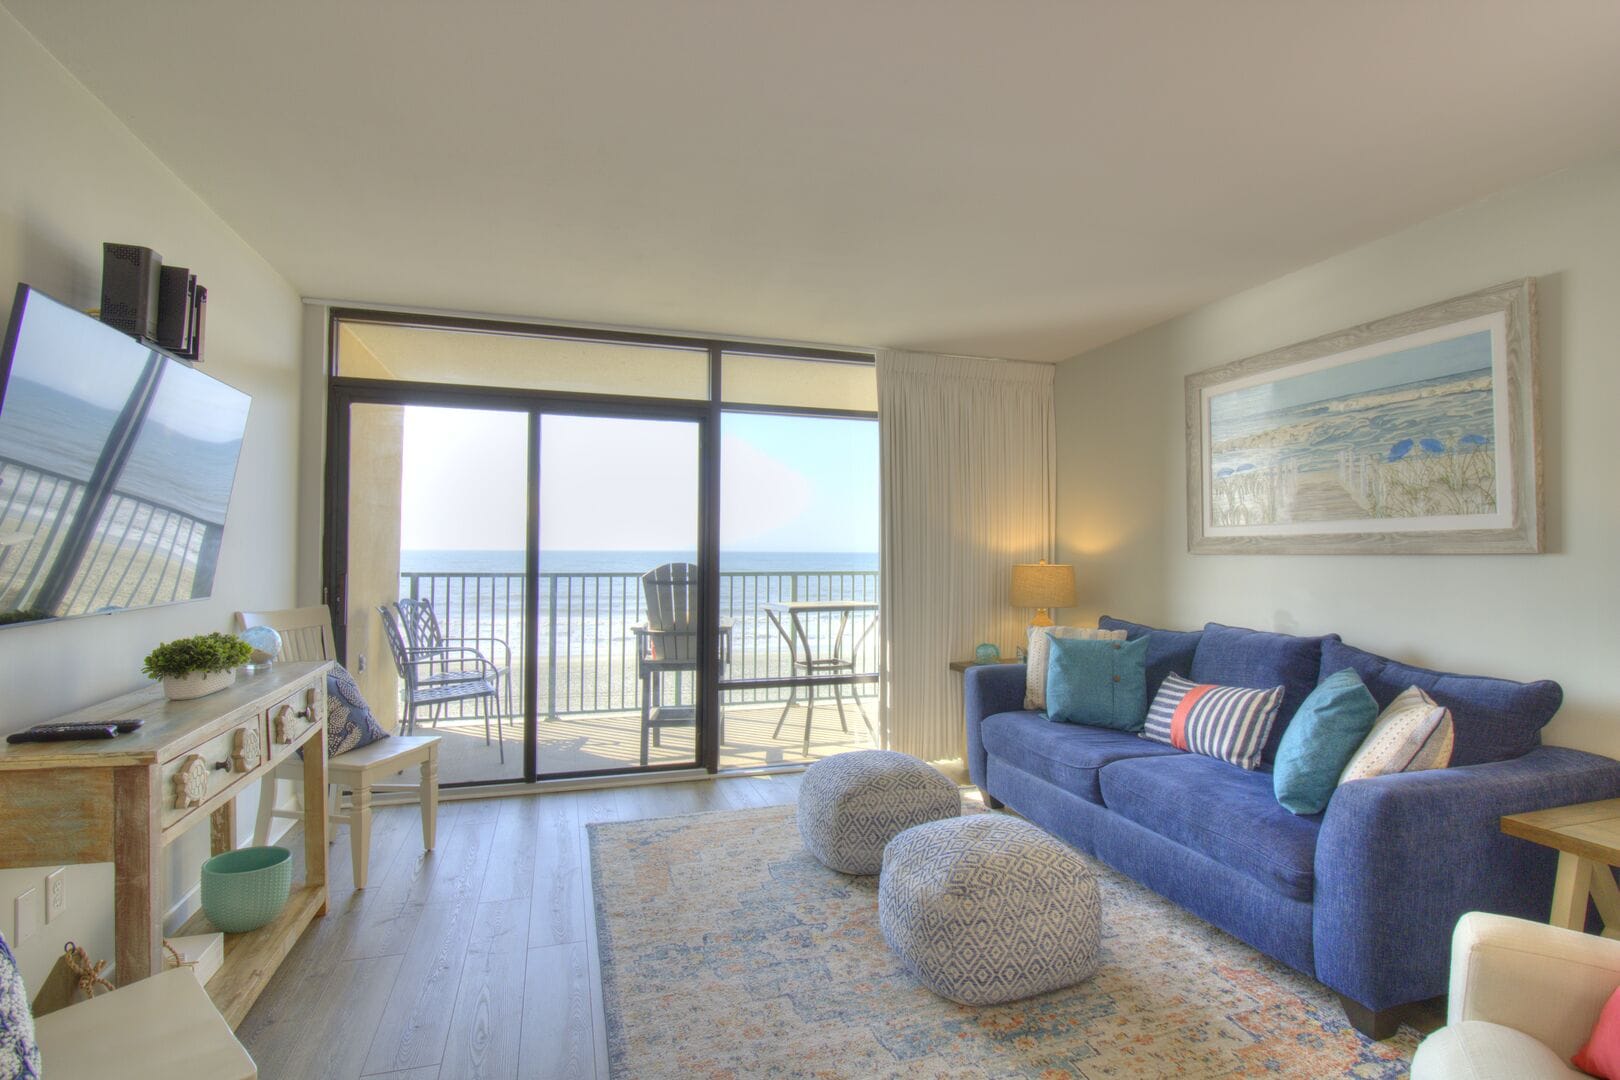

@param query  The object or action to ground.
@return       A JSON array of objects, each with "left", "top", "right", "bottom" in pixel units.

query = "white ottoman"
[
  {"left": 796, "top": 750, "right": 960, "bottom": 875},
  {"left": 879, "top": 814, "right": 1102, "bottom": 1005}
]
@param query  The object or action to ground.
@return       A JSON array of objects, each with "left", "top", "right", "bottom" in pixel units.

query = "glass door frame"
[{"left": 321, "top": 307, "right": 873, "bottom": 786}]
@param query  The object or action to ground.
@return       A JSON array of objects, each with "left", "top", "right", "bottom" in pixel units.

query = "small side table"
[
  {"left": 949, "top": 653, "right": 1023, "bottom": 673},
  {"left": 1501, "top": 798, "right": 1620, "bottom": 936}
]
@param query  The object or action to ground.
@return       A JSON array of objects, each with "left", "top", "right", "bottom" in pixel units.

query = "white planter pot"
[{"left": 162, "top": 668, "right": 237, "bottom": 701}]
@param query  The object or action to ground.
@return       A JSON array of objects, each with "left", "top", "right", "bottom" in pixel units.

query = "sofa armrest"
[
  {"left": 963, "top": 663, "right": 1027, "bottom": 788},
  {"left": 1314, "top": 745, "right": 1620, "bottom": 1011},
  {"left": 1448, "top": 911, "right": 1620, "bottom": 1059}
]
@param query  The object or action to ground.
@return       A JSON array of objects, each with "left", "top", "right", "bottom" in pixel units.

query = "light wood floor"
[{"left": 237, "top": 774, "right": 814, "bottom": 1079}]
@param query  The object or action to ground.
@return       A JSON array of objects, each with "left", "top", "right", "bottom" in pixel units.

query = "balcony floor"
[{"left": 410, "top": 697, "right": 881, "bottom": 784}]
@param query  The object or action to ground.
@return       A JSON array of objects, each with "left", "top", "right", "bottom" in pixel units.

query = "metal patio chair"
[
  {"left": 396, "top": 596, "right": 513, "bottom": 718},
  {"left": 631, "top": 562, "right": 733, "bottom": 766},
  {"left": 379, "top": 602, "right": 504, "bottom": 763}
]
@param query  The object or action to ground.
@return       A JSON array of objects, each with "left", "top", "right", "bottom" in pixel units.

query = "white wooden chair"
[
  {"left": 236, "top": 606, "right": 440, "bottom": 888},
  {"left": 33, "top": 967, "right": 255, "bottom": 1078}
]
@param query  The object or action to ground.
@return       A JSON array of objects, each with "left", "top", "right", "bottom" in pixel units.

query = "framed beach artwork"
[{"left": 1186, "top": 279, "right": 1541, "bottom": 554}]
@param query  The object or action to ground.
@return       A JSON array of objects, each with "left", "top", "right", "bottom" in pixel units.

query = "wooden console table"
[{"left": 0, "top": 661, "right": 333, "bottom": 1026}]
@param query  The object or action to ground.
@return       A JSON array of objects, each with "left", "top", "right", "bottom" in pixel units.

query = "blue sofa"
[{"left": 963, "top": 617, "right": 1620, "bottom": 1038}]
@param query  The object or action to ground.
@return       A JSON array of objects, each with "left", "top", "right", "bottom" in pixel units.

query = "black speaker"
[
  {"left": 101, "top": 243, "right": 162, "bottom": 341},
  {"left": 156, "top": 266, "right": 194, "bottom": 351},
  {"left": 185, "top": 285, "right": 207, "bottom": 363}
]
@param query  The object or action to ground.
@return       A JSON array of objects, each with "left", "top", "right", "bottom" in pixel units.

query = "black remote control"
[{"left": 8, "top": 724, "right": 120, "bottom": 744}]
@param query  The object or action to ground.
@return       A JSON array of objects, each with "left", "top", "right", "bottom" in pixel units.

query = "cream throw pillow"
[
  {"left": 1025, "top": 625, "right": 1128, "bottom": 711},
  {"left": 1339, "top": 685, "right": 1455, "bottom": 784}
]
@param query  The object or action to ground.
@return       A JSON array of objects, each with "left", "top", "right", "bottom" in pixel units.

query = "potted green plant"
[{"left": 143, "top": 632, "right": 254, "bottom": 700}]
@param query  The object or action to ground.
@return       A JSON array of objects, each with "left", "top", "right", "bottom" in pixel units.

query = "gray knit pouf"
[
  {"left": 796, "top": 750, "right": 961, "bottom": 875},
  {"left": 879, "top": 814, "right": 1102, "bottom": 1006}
]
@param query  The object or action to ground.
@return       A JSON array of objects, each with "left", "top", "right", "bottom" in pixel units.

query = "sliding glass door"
[
  {"left": 325, "top": 311, "right": 874, "bottom": 786},
  {"left": 535, "top": 414, "right": 701, "bottom": 777},
  {"left": 342, "top": 401, "right": 530, "bottom": 785}
]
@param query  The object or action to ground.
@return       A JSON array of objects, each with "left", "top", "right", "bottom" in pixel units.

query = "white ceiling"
[{"left": 9, "top": 1, "right": 1620, "bottom": 362}]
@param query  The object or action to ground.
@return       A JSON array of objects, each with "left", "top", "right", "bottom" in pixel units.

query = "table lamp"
[{"left": 1010, "top": 560, "right": 1076, "bottom": 628}]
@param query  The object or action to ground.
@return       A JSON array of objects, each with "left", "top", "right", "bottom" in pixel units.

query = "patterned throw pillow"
[
  {"left": 0, "top": 928, "right": 41, "bottom": 1080},
  {"left": 1025, "top": 625, "right": 1127, "bottom": 710},
  {"left": 1338, "top": 685, "right": 1454, "bottom": 784},
  {"left": 1140, "top": 672, "right": 1285, "bottom": 771},
  {"left": 326, "top": 664, "right": 391, "bottom": 756}
]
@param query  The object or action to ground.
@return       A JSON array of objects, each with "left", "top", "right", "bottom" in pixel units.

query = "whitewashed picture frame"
[{"left": 1187, "top": 279, "right": 1541, "bottom": 554}]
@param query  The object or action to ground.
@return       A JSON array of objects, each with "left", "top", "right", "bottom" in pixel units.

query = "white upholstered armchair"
[{"left": 1412, "top": 911, "right": 1620, "bottom": 1079}]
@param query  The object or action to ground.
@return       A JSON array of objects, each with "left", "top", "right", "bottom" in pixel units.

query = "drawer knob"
[
  {"left": 232, "top": 727, "right": 263, "bottom": 772},
  {"left": 174, "top": 755, "right": 209, "bottom": 809},
  {"left": 274, "top": 704, "right": 313, "bottom": 743}
]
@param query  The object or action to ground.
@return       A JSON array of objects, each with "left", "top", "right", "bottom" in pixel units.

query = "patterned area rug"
[{"left": 589, "top": 805, "right": 1419, "bottom": 1078}]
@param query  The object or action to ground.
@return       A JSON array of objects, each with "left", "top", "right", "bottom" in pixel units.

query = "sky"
[{"left": 398, "top": 407, "right": 878, "bottom": 552}]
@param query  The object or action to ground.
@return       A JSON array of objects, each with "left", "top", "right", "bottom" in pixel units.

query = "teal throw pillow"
[
  {"left": 1046, "top": 633, "right": 1150, "bottom": 732},
  {"left": 1272, "top": 667, "right": 1379, "bottom": 815}
]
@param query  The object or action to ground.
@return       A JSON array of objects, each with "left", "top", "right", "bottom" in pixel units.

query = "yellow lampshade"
[{"left": 1010, "top": 561, "right": 1076, "bottom": 610}]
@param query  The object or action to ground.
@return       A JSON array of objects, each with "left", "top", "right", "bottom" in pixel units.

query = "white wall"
[
  {"left": 1054, "top": 150, "right": 1620, "bottom": 758},
  {"left": 0, "top": 8, "right": 303, "bottom": 991}
]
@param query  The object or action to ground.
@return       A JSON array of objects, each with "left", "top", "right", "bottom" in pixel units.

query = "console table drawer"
[
  {"left": 268, "top": 684, "right": 325, "bottom": 753},
  {"left": 161, "top": 717, "right": 267, "bottom": 830}
]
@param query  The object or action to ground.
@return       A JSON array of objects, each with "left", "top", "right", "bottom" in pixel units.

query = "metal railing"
[
  {"left": 399, "top": 568, "right": 879, "bottom": 717},
  {"left": 0, "top": 456, "right": 222, "bottom": 617}
]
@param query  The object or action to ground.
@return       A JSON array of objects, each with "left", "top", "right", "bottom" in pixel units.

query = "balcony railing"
[
  {"left": 1, "top": 456, "right": 222, "bottom": 618},
  {"left": 399, "top": 568, "right": 879, "bottom": 717}
]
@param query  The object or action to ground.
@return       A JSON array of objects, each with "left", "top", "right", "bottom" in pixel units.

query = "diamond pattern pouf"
[
  {"left": 796, "top": 750, "right": 961, "bottom": 875},
  {"left": 879, "top": 814, "right": 1102, "bottom": 1005}
]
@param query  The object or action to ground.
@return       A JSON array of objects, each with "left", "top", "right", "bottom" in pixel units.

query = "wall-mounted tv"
[{"left": 0, "top": 284, "right": 251, "bottom": 628}]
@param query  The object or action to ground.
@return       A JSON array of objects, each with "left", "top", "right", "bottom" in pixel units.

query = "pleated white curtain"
[{"left": 876, "top": 350, "right": 1056, "bottom": 762}]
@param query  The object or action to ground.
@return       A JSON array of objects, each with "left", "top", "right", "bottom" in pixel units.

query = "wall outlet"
[
  {"left": 357, "top": 653, "right": 367, "bottom": 673},
  {"left": 45, "top": 868, "right": 66, "bottom": 924},
  {"left": 14, "top": 888, "right": 38, "bottom": 942}
]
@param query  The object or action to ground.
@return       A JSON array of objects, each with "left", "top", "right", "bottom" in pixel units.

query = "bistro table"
[{"left": 763, "top": 600, "right": 879, "bottom": 755}]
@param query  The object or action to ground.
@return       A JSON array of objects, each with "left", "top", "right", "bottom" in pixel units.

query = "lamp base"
[{"left": 1028, "top": 609, "right": 1054, "bottom": 628}]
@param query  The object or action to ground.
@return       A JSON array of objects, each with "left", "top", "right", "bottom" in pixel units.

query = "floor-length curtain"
[{"left": 877, "top": 350, "right": 1056, "bottom": 762}]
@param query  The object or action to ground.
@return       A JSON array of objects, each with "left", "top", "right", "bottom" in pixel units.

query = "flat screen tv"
[{"left": 0, "top": 284, "right": 251, "bottom": 627}]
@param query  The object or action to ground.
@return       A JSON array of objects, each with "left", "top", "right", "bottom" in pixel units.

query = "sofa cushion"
[
  {"left": 1047, "top": 635, "right": 1149, "bottom": 731},
  {"left": 1098, "top": 616, "right": 1203, "bottom": 699},
  {"left": 1025, "top": 625, "right": 1127, "bottom": 711},
  {"left": 1099, "top": 753, "right": 1321, "bottom": 901},
  {"left": 980, "top": 710, "right": 1182, "bottom": 803},
  {"left": 1272, "top": 668, "right": 1380, "bottom": 815},
  {"left": 1321, "top": 639, "right": 1562, "bottom": 767},
  {"left": 1191, "top": 622, "right": 1336, "bottom": 763}
]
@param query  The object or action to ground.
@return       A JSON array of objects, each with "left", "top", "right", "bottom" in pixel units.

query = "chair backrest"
[
  {"left": 236, "top": 605, "right": 336, "bottom": 662},
  {"left": 641, "top": 563, "right": 699, "bottom": 663},
  {"left": 396, "top": 598, "right": 444, "bottom": 651},
  {"left": 642, "top": 563, "right": 697, "bottom": 629},
  {"left": 375, "top": 604, "right": 418, "bottom": 689}
]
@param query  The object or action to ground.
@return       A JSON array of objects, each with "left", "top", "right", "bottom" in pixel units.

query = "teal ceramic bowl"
[{"left": 201, "top": 846, "right": 292, "bottom": 932}]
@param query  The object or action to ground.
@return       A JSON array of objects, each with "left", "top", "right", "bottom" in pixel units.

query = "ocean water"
[{"left": 1209, "top": 367, "right": 1496, "bottom": 477}]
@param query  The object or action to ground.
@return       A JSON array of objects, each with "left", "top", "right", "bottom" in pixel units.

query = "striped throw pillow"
[
  {"left": 1141, "top": 673, "right": 1285, "bottom": 770},
  {"left": 1338, "top": 685, "right": 1454, "bottom": 784}
]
